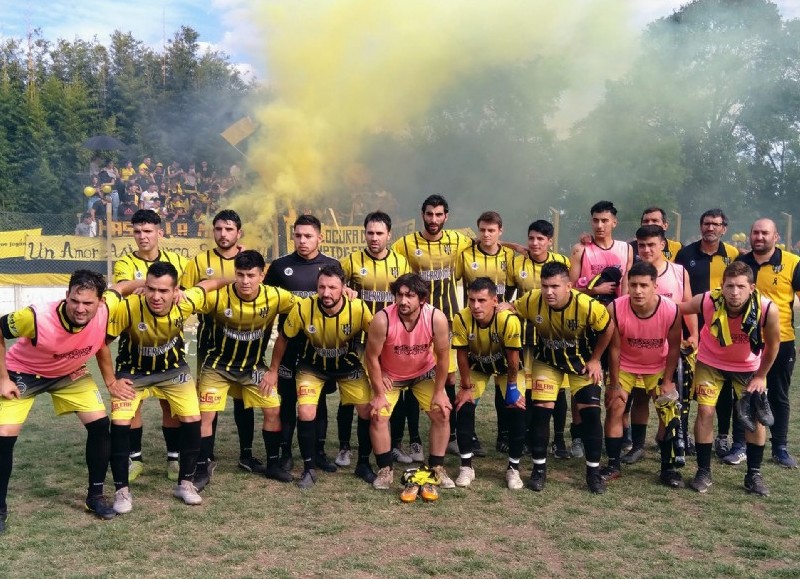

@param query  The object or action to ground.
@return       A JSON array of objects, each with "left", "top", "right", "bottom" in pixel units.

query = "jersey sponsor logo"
[
  {"left": 314, "top": 345, "right": 349, "bottom": 358},
  {"left": 361, "top": 289, "right": 394, "bottom": 303},
  {"left": 626, "top": 338, "right": 664, "bottom": 349},
  {"left": 112, "top": 399, "right": 134, "bottom": 411},
  {"left": 393, "top": 344, "right": 431, "bottom": 355},
  {"left": 342, "top": 324, "right": 352, "bottom": 335},
  {"left": 695, "top": 382, "right": 715, "bottom": 399},
  {"left": 541, "top": 337, "right": 578, "bottom": 350},
  {"left": 206, "top": 267, "right": 214, "bottom": 276},
  {"left": 590, "top": 263, "right": 621, "bottom": 275},
  {"left": 284, "top": 267, "right": 294, "bottom": 276},
  {"left": 53, "top": 346, "right": 93, "bottom": 361},
  {"left": 137, "top": 322, "right": 148, "bottom": 332},
  {"left": 291, "top": 290, "right": 315, "bottom": 298},
  {"left": 359, "top": 267, "right": 368, "bottom": 276},
  {"left": 139, "top": 336, "right": 179, "bottom": 357},
  {"left": 532, "top": 380, "right": 556, "bottom": 394},
  {"left": 470, "top": 352, "right": 503, "bottom": 364},
  {"left": 224, "top": 308, "right": 233, "bottom": 318},
  {"left": 298, "top": 385, "right": 316, "bottom": 397},
  {"left": 199, "top": 391, "right": 222, "bottom": 405},
  {"left": 223, "top": 327, "right": 265, "bottom": 341},
  {"left": 496, "top": 283, "right": 505, "bottom": 295},
  {"left": 419, "top": 267, "right": 451, "bottom": 281}
]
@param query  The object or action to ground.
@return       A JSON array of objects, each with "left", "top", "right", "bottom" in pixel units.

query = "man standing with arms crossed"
[
  {"left": 393, "top": 195, "right": 473, "bottom": 455},
  {"left": 264, "top": 214, "right": 340, "bottom": 474},
  {"left": 365, "top": 273, "right": 453, "bottom": 498},
  {"left": 113, "top": 209, "right": 187, "bottom": 482},
  {"left": 736, "top": 218, "right": 799, "bottom": 468},
  {"left": 338, "top": 212, "right": 416, "bottom": 466},
  {"left": 680, "top": 261, "right": 780, "bottom": 495}
]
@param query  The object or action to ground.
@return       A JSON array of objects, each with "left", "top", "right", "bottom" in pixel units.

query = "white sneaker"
[
  {"left": 506, "top": 468, "right": 524, "bottom": 490},
  {"left": 432, "top": 465, "right": 456, "bottom": 489},
  {"left": 409, "top": 442, "right": 425, "bottom": 462},
  {"left": 391, "top": 447, "right": 413, "bottom": 464},
  {"left": 373, "top": 466, "right": 394, "bottom": 490},
  {"left": 113, "top": 487, "right": 133, "bottom": 514},
  {"left": 455, "top": 466, "right": 475, "bottom": 488},
  {"left": 334, "top": 448, "right": 352, "bottom": 467},
  {"left": 173, "top": 480, "right": 202, "bottom": 505}
]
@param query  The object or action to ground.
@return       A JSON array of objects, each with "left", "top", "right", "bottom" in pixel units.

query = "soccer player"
[
  {"left": 508, "top": 220, "right": 572, "bottom": 458},
  {"left": 632, "top": 207, "right": 682, "bottom": 262},
  {"left": 674, "top": 209, "right": 739, "bottom": 459},
  {"left": 264, "top": 214, "right": 340, "bottom": 474},
  {"left": 569, "top": 200, "right": 632, "bottom": 459},
  {"left": 113, "top": 209, "right": 188, "bottom": 482},
  {"left": 263, "top": 264, "right": 376, "bottom": 489},
  {"left": 181, "top": 209, "right": 263, "bottom": 475},
  {"left": 736, "top": 218, "right": 800, "bottom": 468},
  {"left": 195, "top": 250, "right": 297, "bottom": 488},
  {"left": 514, "top": 262, "right": 613, "bottom": 494},
  {"left": 603, "top": 261, "right": 682, "bottom": 486},
  {"left": 622, "top": 225, "right": 697, "bottom": 466},
  {"left": 457, "top": 211, "right": 516, "bottom": 459},
  {"left": 339, "top": 211, "right": 416, "bottom": 466},
  {"left": 364, "top": 273, "right": 453, "bottom": 496},
  {"left": 680, "top": 261, "right": 779, "bottom": 495},
  {"left": 392, "top": 195, "right": 473, "bottom": 455},
  {"left": 106, "top": 262, "right": 225, "bottom": 511},
  {"left": 0, "top": 271, "right": 121, "bottom": 531},
  {"left": 453, "top": 278, "right": 525, "bottom": 489}
]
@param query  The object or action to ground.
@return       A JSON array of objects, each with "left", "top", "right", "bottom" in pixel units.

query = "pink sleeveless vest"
[
  {"left": 614, "top": 295, "right": 678, "bottom": 374},
  {"left": 381, "top": 303, "right": 437, "bottom": 381},
  {"left": 579, "top": 240, "right": 629, "bottom": 296},
  {"left": 698, "top": 293, "right": 771, "bottom": 372},
  {"left": 6, "top": 301, "right": 108, "bottom": 378},
  {"left": 656, "top": 262, "right": 685, "bottom": 301}
]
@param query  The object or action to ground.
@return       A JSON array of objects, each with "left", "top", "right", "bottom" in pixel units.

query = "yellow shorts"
[
  {"left": 619, "top": 370, "right": 664, "bottom": 395},
  {"left": 112, "top": 368, "right": 200, "bottom": 421},
  {"left": 524, "top": 347, "right": 569, "bottom": 390},
  {"left": 296, "top": 370, "right": 371, "bottom": 407},
  {"left": 465, "top": 370, "right": 527, "bottom": 400},
  {"left": 529, "top": 361, "right": 592, "bottom": 403},
  {"left": 382, "top": 370, "right": 438, "bottom": 416},
  {"left": 693, "top": 361, "right": 754, "bottom": 407},
  {"left": 198, "top": 368, "right": 280, "bottom": 412},
  {"left": 0, "top": 373, "right": 105, "bottom": 425}
]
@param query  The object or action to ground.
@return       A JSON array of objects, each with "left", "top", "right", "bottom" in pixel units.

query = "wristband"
[
  {"left": 460, "top": 384, "right": 474, "bottom": 391},
  {"left": 505, "top": 382, "right": 521, "bottom": 405}
]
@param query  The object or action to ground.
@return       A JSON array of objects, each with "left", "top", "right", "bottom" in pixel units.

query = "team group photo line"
[{"left": 1, "top": 194, "right": 798, "bottom": 533}]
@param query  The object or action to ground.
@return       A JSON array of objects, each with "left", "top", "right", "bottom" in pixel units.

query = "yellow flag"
[{"left": 220, "top": 116, "right": 258, "bottom": 146}]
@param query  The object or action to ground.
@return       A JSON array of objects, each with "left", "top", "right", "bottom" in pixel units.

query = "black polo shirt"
[{"left": 674, "top": 240, "right": 739, "bottom": 295}]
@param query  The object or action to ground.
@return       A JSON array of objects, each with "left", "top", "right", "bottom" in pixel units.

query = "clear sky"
[{"left": 1, "top": 0, "right": 798, "bottom": 83}]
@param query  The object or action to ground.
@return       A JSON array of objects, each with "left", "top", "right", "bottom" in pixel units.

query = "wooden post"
[
  {"left": 105, "top": 202, "right": 113, "bottom": 281},
  {"left": 671, "top": 210, "right": 682, "bottom": 244},
  {"left": 549, "top": 207, "right": 560, "bottom": 253},
  {"left": 781, "top": 212, "right": 792, "bottom": 252}
]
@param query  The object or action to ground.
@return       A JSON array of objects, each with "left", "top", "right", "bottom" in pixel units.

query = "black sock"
[
  {"left": 209, "top": 413, "right": 218, "bottom": 461},
  {"left": 631, "top": 423, "right": 647, "bottom": 449},
  {"left": 389, "top": 393, "right": 406, "bottom": 448},
  {"left": 605, "top": 436, "right": 622, "bottom": 469},
  {"left": 696, "top": 442, "right": 712, "bottom": 471},
  {"left": 456, "top": 403, "right": 476, "bottom": 461},
  {"left": 376, "top": 451, "right": 392, "bottom": 469},
  {"left": 716, "top": 381, "right": 733, "bottom": 436},
  {"left": 579, "top": 407, "right": 603, "bottom": 464},
  {"left": 622, "top": 426, "right": 631, "bottom": 442},
  {"left": 233, "top": 398, "right": 255, "bottom": 459},
  {"left": 429, "top": 455, "right": 444, "bottom": 468},
  {"left": 84, "top": 417, "right": 110, "bottom": 498},
  {"left": 162, "top": 426, "right": 181, "bottom": 461},
  {"left": 659, "top": 439, "right": 673, "bottom": 472},
  {"left": 553, "top": 389, "right": 567, "bottom": 443},
  {"left": 530, "top": 405, "right": 553, "bottom": 461},
  {"left": 129, "top": 426, "right": 143, "bottom": 461},
  {"left": 746, "top": 443, "right": 765, "bottom": 474},
  {"left": 356, "top": 417, "right": 372, "bottom": 466},
  {"left": 297, "top": 419, "right": 316, "bottom": 471},
  {"left": 198, "top": 436, "right": 213, "bottom": 469},
  {"left": 406, "top": 391, "right": 422, "bottom": 444},
  {"left": 494, "top": 385, "right": 508, "bottom": 440},
  {"left": 278, "top": 377, "right": 297, "bottom": 456},
  {"left": 263, "top": 430, "right": 281, "bottom": 468},
  {"left": 570, "top": 422, "right": 583, "bottom": 442},
  {"left": 0, "top": 436, "right": 18, "bottom": 510},
  {"left": 316, "top": 395, "right": 328, "bottom": 456},
  {"left": 178, "top": 421, "right": 201, "bottom": 482},
  {"left": 337, "top": 402, "right": 354, "bottom": 449},
  {"left": 110, "top": 424, "right": 131, "bottom": 490},
  {"left": 446, "top": 383, "right": 457, "bottom": 440},
  {"left": 507, "top": 407, "right": 526, "bottom": 461}
]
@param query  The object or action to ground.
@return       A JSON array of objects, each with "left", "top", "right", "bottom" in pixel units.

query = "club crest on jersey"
[
  {"left": 490, "top": 332, "right": 500, "bottom": 343},
  {"left": 443, "top": 245, "right": 452, "bottom": 255},
  {"left": 689, "top": 260, "right": 696, "bottom": 268},
  {"left": 359, "top": 268, "right": 368, "bottom": 276},
  {"left": 534, "top": 315, "right": 544, "bottom": 324},
  {"left": 134, "top": 270, "right": 144, "bottom": 280},
  {"left": 137, "top": 322, "right": 148, "bottom": 332},
  {"left": 722, "top": 257, "right": 732, "bottom": 265},
  {"left": 390, "top": 267, "right": 399, "bottom": 277},
  {"left": 175, "top": 318, "right": 183, "bottom": 329},
  {"left": 567, "top": 320, "right": 578, "bottom": 330},
  {"left": 258, "top": 307, "right": 269, "bottom": 318},
  {"left": 500, "top": 262, "right": 507, "bottom": 271},
  {"left": 414, "top": 249, "right": 423, "bottom": 257},
  {"left": 470, "top": 262, "right": 479, "bottom": 270},
  {"left": 206, "top": 267, "right": 214, "bottom": 276},
  {"left": 520, "top": 270, "right": 528, "bottom": 279},
  {"left": 284, "top": 267, "right": 293, "bottom": 276},
  {"left": 342, "top": 324, "right": 352, "bottom": 335},
  {"left": 224, "top": 308, "right": 233, "bottom": 318},
  {"left": 307, "top": 324, "right": 317, "bottom": 334},
  {"left": 772, "top": 264, "right": 784, "bottom": 274}
]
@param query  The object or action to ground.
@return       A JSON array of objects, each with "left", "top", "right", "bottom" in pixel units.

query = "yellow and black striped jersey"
[
  {"left": 282, "top": 297, "right": 373, "bottom": 377},
  {"left": 199, "top": 284, "right": 296, "bottom": 372},
  {"left": 180, "top": 248, "right": 239, "bottom": 359},
  {"left": 112, "top": 250, "right": 188, "bottom": 283},
  {"left": 737, "top": 248, "right": 800, "bottom": 342},
  {"left": 340, "top": 249, "right": 410, "bottom": 314},
  {"left": 392, "top": 230, "right": 472, "bottom": 320},
  {"left": 675, "top": 241, "right": 739, "bottom": 295},
  {"left": 457, "top": 242, "right": 515, "bottom": 302},
  {"left": 509, "top": 251, "right": 570, "bottom": 346},
  {"left": 514, "top": 289, "right": 610, "bottom": 375},
  {"left": 108, "top": 287, "right": 205, "bottom": 375},
  {"left": 452, "top": 307, "right": 522, "bottom": 375}
]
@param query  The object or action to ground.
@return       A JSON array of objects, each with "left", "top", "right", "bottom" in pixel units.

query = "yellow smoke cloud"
[{"left": 231, "top": 0, "right": 639, "bottom": 250}]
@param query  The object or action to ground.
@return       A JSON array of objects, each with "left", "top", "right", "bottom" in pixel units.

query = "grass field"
[{"left": 2, "top": 342, "right": 800, "bottom": 578}]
